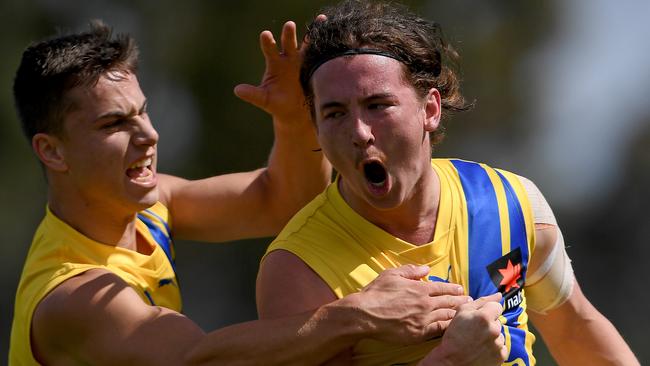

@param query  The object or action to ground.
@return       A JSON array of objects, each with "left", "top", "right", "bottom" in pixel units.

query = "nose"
[
  {"left": 351, "top": 113, "right": 374, "bottom": 148},
  {"left": 133, "top": 116, "right": 159, "bottom": 146}
]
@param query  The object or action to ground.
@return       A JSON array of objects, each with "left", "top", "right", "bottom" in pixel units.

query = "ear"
[
  {"left": 32, "top": 133, "right": 68, "bottom": 172},
  {"left": 423, "top": 88, "right": 442, "bottom": 132}
]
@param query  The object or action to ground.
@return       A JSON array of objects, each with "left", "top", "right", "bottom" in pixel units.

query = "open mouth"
[
  {"left": 363, "top": 160, "right": 387, "bottom": 187},
  {"left": 126, "top": 157, "right": 154, "bottom": 181}
]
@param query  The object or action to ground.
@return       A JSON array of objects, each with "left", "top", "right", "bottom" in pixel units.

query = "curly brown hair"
[
  {"left": 13, "top": 20, "right": 139, "bottom": 141},
  {"left": 300, "top": 0, "right": 472, "bottom": 144}
]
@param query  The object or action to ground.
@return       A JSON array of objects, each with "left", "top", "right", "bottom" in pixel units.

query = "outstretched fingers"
[
  {"left": 259, "top": 30, "right": 279, "bottom": 62},
  {"left": 234, "top": 20, "right": 306, "bottom": 117},
  {"left": 279, "top": 21, "right": 298, "bottom": 56},
  {"left": 258, "top": 21, "right": 298, "bottom": 59},
  {"left": 233, "top": 29, "right": 278, "bottom": 108},
  {"left": 258, "top": 21, "right": 301, "bottom": 62}
]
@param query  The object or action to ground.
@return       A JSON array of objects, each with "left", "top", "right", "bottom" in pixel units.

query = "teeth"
[
  {"left": 130, "top": 158, "right": 152, "bottom": 169},
  {"left": 370, "top": 180, "right": 386, "bottom": 187}
]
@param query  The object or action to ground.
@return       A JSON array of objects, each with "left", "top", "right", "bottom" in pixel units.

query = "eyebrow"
[
  {"left": 96, "top": 99, "right": 148, "bottom": 121},
  {"left": 319, "top": 101, "right": 345, "bottom": 111},
  {"left": 319, "top": 93, "right": 396, "bottom": 111},
  {"left": 365, "top": 93, "right": 396, "bottom": 102}
]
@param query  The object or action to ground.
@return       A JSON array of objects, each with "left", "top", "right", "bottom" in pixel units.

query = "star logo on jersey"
[
  {"left": 487, "top": 247, "right": 526, "bottom": 311},
  {"left": 498, "top": 260, "right": 521, "bottom": 293}
]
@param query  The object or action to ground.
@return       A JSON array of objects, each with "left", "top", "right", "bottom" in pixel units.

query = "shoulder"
[
  {"left": 257, "top": 249, "right": 337, "bottom": 318},
  {"left": 259, "top": 186, "right": 341, "bottom": 317},
  {"left": 31, "top": 269, "right": 153, "bottom": 363},
  {"left": 513, "top": 174, "right": 558, "bottom": 228},
  {"left": 267, "top": 183, "right": 351, "bottom": 263},
  {"left": 32, "top": 268, "right": 144, "bottom": 334},
  {"left": 156, "top": 173, "right": 188, "bottom": 207},
  {"left": 32, "top": 267, "right": 205, "bottom": 365},
  {"left": 510, "top": 175, "right": 564, "bottom": 286}
]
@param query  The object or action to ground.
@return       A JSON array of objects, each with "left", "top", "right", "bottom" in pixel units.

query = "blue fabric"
[
  {"left": 496, "top": 170, "right": 530, "bottom": 364},
  {"left": 137, "top": 212, "right": 176, "bottom": 272},
  {"left": 496, "top": 170, "right": 529, "bottom": 277},
  {"left": 451, "top": 160, "right": 502, "bottom": 298},
  {"left": 451, "top": 160, "right": 531, "bottom": 365}
]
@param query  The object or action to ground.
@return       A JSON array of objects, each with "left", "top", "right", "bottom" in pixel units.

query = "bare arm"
[
  {"left": 529, "top": 282, "right": 638, "bottom": 366},
  {"left": 257, "top": 250, "right": 478, "bottom": 364},
  {"left": 158, "top": 21, "right": 330, "bottom": 243},
  {"left": 519, "top": 176, "right": 639, "bottom": 365},
  {"left": 31, "top": 269, "right": 410, "bottom": 366},
  {"left": 527, "top": 225, "right": 638, "bottom": 365}
]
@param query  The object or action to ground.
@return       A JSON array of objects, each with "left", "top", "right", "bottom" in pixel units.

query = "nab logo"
[{"left": 486, "top": 248, "right": 525, "bottom": 311}]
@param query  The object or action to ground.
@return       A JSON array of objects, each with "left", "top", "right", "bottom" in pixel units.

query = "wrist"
[
  {"left": 318, "top": 293, "right": 371, "bottom": 345},
  {"left": 272, "top": 114, "right": 315, "bottom": 134},
  {"left": 272, "top": 116, "right": 321, "bottom": 153}
]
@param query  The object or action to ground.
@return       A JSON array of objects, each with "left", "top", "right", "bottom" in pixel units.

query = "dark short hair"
[
  {"left": 300, "top": 0, "right": 472, "bottom": 144},
  {"left": 13, "top": 20, "right": 139, "bottom": 140}
]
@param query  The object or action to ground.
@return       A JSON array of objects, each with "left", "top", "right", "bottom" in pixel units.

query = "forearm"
[
  {"left": 543, "top": 311, "right": 637, "bottom": 365},
  {"left": 234, "top": 19, "right": 331, "bottom": 228},
  {"left": 264, "top": 116, "right": 331, "bottom": 228},
  {"left": 531, "top": 285, "right": 639, "bottom": 366},
  {"left": 159, "top": 120, "right": 329, "bottom": 242},
  {"left": 187, "top": 301, "right": 363, "bottom": 366}
]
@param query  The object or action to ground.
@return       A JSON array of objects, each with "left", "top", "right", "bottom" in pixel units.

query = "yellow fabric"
[
  {"left": 9, "top": 202, "right": 180, "bottom": 365},
  {"left": 266, "top": 159, "right": 536, "bottom": 365}
]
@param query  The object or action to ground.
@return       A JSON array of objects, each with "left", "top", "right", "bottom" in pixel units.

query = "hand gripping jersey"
[
  {"left": 266, "top": 159, "right": 537, "bottom": 365},
  {"left": 9, "top": 202, "right": 180, "bottom": 365}
]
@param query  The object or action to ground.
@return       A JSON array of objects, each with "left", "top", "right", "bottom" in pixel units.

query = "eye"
[
  {"left": 102, "top": 118, "right": 126, "bottom": 130},
  {"left": 323, "top": 110, "right": 345, "bottom": 120},
  {"left": 368, "top": 103, "right": 390, "bottom": 111}
]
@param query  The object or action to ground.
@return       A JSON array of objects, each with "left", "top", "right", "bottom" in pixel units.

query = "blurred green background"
[{"left": 1, "top": 0, "right": 648, "bottom": 364}]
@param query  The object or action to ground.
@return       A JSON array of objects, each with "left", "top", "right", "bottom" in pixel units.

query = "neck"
[{"left": 48, "top": 188, "right": 139, "bottom": 250}]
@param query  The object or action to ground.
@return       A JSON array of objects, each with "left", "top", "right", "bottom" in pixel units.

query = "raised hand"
[
  {"left": 234, "top": 20, "right": 308, "bottom": 125},
  {"left": 340, "top": 265, "right": 472, "bottom": 345},
  {"left": 419, "top": 292, "right": 508, "bottom": 366}
]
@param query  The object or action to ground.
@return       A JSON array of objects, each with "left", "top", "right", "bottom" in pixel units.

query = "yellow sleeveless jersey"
[
  {"left": 266, "top": 159, "right": 537, "bottom": 366},
  {"left": 9, "top": 202, "right": 181, "bottom": 365}
]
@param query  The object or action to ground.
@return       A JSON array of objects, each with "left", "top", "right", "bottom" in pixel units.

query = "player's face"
[
  {"left": 58, "top": 71, "right": 159, "bottom": 214},
  {"left": 312, "top": 54, "right": 441, "bottom": 214}
]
